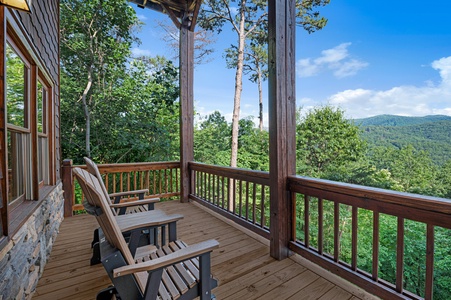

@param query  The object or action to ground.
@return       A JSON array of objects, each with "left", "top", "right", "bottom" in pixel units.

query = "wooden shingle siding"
[{"left": 16, "top": 0, "right": 61, "bottom": 180}]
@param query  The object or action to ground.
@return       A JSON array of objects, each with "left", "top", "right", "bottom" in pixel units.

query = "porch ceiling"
[{"left": 128, "top": 0, "right": 201, "bottom": 30}]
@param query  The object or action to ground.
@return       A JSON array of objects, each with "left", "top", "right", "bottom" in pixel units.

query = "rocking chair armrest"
[
  {"left": 108, "top": 189, "right": 150, "bottom": 198},
  {"left": 115, "top": 212, "right": 184, "bottom": 232},
  {"left": 109, "top": 198, "right": 160, "bottom": 208},
  {"left": 113, "top": 239, "right": 219, "bottom": 278}
]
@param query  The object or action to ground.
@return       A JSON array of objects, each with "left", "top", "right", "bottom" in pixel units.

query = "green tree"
[
  {"left": 198, "top": 0, "right": 330, "bottom": 168},
  {"left": 296, "top": 106, "right": 366, "bottom": 177},
  {"left": 60, "top": 0, "right": 140, "bottom": 158},
  {"left": 194, "top": 111, "right": 231, "bottom": 166},
  {"left": 436, "top": 160, "right": 451, "bottom": 198}
]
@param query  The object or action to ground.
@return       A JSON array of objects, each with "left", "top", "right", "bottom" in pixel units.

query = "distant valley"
[{"left": 353, "top": 115, "right": 451, "bottom": 165}]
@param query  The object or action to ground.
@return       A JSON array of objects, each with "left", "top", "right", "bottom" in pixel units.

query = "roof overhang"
[{"left": 128, "top": 0, "right": 201, "bottom": 30}]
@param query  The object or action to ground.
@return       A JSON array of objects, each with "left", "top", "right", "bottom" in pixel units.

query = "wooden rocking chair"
[
  {"left": 83, "top": 157, "right": 182, "bottom": 264},
  {"left": 84, "top": 157, "right": 159, "bottom": 215},
  {"left": 74, "top": 167, "right": 219, "bottom": 300}
]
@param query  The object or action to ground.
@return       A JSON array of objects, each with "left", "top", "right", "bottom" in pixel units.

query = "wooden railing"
[
  {"left": 189, "top": 162, "right": 270, "bottom": 239},
  {"left": 62, "top": 159, "right": 180, "bottom": 216},
  {"left": 288, "top": 175, "right": 451, "bottom": 300},
  {"left": 61, "top": 159, "right": 451, "bottom": 299}
]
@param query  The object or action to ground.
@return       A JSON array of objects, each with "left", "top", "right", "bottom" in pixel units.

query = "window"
[
  {"left": 0, "top": 5, "right": 56, "bottom": 247},
  {"left": 37, "top": 77, "right": 49, "bottom": 186},
  {"left": 4, "top": 32, "right": 53, "bottom": 206},
  {"left": 6, "top": 42, "right": 30, "bottom": 205}
]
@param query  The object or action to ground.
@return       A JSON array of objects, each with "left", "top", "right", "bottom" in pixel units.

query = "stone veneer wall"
[{"left": 0, "top": 183, "right": 64, "bottom": 300}]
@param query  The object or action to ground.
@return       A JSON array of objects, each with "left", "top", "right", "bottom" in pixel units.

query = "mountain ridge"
[
  {"left": 354, "top": 115, "right": 451, "bottom": 165},
  {"left": 353, "top": 114, "right": 451, "bottom": 126}
]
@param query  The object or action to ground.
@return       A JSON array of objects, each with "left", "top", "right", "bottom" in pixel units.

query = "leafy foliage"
[
  {"left": 60, "top": 0, "right": 179, "bottom": 164},
  {"left": 296, "top": 106, "right": 366, "bottom": 177}
]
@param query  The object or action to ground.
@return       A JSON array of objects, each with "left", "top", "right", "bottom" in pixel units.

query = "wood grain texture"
[{"left": 34, "top": 200, "right": 366, "bottom": 300}]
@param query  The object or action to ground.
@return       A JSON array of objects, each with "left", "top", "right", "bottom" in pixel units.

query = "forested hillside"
[
  {"left": 355, "top": 115, "right": 451, "bottom": 165},
  {"left": 355, "top": 114, "right": 451, "bottom": 126}
]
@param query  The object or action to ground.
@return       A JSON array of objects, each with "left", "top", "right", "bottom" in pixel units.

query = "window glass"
[
  {"left": 37, "top": 80, "right": 46, "bottom": 133},
  {"left": 6, "top": 43, "right": 26, "bottom": 128},
  {"left": 7, "top": 131, "right": 25, "bottom": 203}
]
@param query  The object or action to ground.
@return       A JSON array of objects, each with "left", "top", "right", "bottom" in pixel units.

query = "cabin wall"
[
  {"left": 0, "top": 0, "right": 62, "bottom": 299},
  {"left": 0, "top": 184, "right": 63, "bottom": 299},
  {"left": 17, "top": 1, "right": 61, "bottom": 180}
]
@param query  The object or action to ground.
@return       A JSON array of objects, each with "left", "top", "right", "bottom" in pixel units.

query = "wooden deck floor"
[{"left": 33, "top": 201, "right": 376, "bottom": 300}]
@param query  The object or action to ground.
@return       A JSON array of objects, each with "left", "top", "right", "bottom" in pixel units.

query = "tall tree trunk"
[
  {"left": 228, "top": 4, "right": 247, "bottom": 211},
  {"left": 257, "top": 64, "right": 263, "bottom": 131},
  {"left": 230, "top": 5, "right": 246, "bottom": 168},
  {"left": 82, "top": 66, "right": 93, "bottom": 157}
]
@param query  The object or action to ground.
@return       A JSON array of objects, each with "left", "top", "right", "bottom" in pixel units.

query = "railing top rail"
[
  {"left": 72, "top": 161, "right": 180, "bottom": 173},
  {"left": 189, "top": 161, "right": 270, "bottom": 185},
  {"left": 288, "top": 174, "right": 451, "bottom": 215}
]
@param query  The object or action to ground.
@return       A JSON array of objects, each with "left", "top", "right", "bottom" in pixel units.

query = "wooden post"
[
  {"left": 0, "top": 6, "right": 8, "bottom": 237},
  {"left": 268, "top": 0, "right": 296, "bottom": 260},
  {"left": 62, "top": 159, "right": 74, "bottom": 217},
  {"left": 179, "top": 14, "right": 194, "bottom": 203}
]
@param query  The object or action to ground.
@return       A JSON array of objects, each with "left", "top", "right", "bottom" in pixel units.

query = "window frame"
[{"left": 0, "top": 8, "right": 56, "bottom": 245}]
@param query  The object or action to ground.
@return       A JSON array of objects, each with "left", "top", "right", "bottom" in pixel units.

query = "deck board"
[{"left": 33, "top": 200, "right": 370, "bottom": 300}]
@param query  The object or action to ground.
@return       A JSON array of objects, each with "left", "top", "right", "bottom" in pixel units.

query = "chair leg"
[
  {"left": 199, "top": 253, "right": 212, "bottom": 300},
  {"left": 91, "top": 242, "right": 101, "bottom": 266},
  {"left": 92, "top": 228, "right": 100, "bottom": 248},
  {"left": 96, "top": 285, "right": 119, "bottom": 300}
]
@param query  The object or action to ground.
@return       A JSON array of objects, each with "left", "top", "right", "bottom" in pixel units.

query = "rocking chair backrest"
[
  {"left": 84, "top": 157, "right": 112, "bottom": 206},
  {"left": 73, "top": 167, "right": 147, "bottom": 292}
]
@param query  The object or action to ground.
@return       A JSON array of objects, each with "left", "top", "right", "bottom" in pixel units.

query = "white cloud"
[
  {"left": 131, "top": 47, "right": 152, "bottom": 57},
  {"left": 333, "top": 59, "right": 369, "bottom": 78},
  {"left": 136, "top": 14, "right": 148, "bottom": 21},
  {"left": 315, "top": 42, "right": 351, "bottom": 64},
  {"left": 296, "top": 43, "right": 368, "bottom": 79},
  {"left": 325, "top": 56, "right": 451, "bottom": 119}
]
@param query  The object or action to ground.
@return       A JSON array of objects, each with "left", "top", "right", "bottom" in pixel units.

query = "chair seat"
[{"left": 136, "top": 240, "right": 217, "bottom": 300}]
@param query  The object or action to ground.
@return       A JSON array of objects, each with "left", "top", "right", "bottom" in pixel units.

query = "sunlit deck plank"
[{"left": 33, "top": 201, "right": 370, "bottom": 300}]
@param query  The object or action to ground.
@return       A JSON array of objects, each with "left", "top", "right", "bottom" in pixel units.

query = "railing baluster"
[
  {"left": 232, "top": 179, "right": 236, "bottom": 214},
  {"left": 396, "top": 217, "right": 405, "bottom": 293},
  {"left": 133, "top": 171, "right": 137, "bottom": 191},
  {"left": 318, "top": 197, "right": 323, "bottom": 255},
  {"left": 221, "top": 176, "right": 225, "bottom": 209},
  {"left": 226, "top": 177, "right": 230, "bottom": 211},
  {"left": 140, "top": 171, "right": 144, "bottom": 191},
  {"left": 113, "top": 173, "right": 117, "bottom": 193},
  {"left": 372, "top": 211, "right": 379, "bottom": 281},
  {"left": 165, "top": 169, "right": 168, "bottom": 194},
  {"left": 212, "top": 173, "right": 216, "bottom": 205},
  {"left": 238, "top": 180, "right": 243, "bottom": 217},
  {"left": 252, "top": 183, "right": 257, "bottom": 224},
  {"left": 291, "top": 191, "right": 297, "bottom": 241},
  {"left": 304, "top": 195, "right": 309, "bottom": 248},
  {"left": 208, "top": 173, "right": 211, "bottom": 203},
  {"left": 169, "top": 169, "right": 173, "bottom": 193},
  {"left": 105, "top": 174, "right": 109, "bottom": 194},
  {"left": 425, "top": 224, "right": 434, "bottom": 300},
  {"left": 159, "top": 170, "right": 162, "bottom": 195},
  {"left": 260, "top": 185, "right": 265, "bottom": 228},
  {"left": 245, "top": 181, "right": 249, "bottom": 220},
  {"left": 352, "top": 206, "right": 358, "bottom": 271},
  {"left": 334, "top": 202, "right": 339, "bottom": 262}
]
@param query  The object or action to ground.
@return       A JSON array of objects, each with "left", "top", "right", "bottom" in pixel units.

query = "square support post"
[
  {"left": 179, "top": 15, "right": 194, "bottom": 203},
  {"left": 268, "top": 0, "right": 296, "bottom": 260}
]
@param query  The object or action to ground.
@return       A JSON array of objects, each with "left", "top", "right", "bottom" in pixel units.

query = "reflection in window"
[
  {"left": 37, "top": 79, "right": 49, "bottom": 184},
  {"left": 6, "top": 44, "right": 26, "bottom": 128},
  {"left": 37, "top": 80, "right": 45, "bottom": 133},
  {"left": 7, "top": 131, "right": 25, "bottom": 203}
]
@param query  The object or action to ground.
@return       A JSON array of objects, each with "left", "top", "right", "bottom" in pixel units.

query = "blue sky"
[{"left": 130, "top": 1, "right": 451, "bottom": 125}]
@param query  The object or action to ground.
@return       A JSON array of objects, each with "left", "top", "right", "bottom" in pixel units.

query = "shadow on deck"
[{"left": 33, "top": 201, "right": 377, "bottom": 300}]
